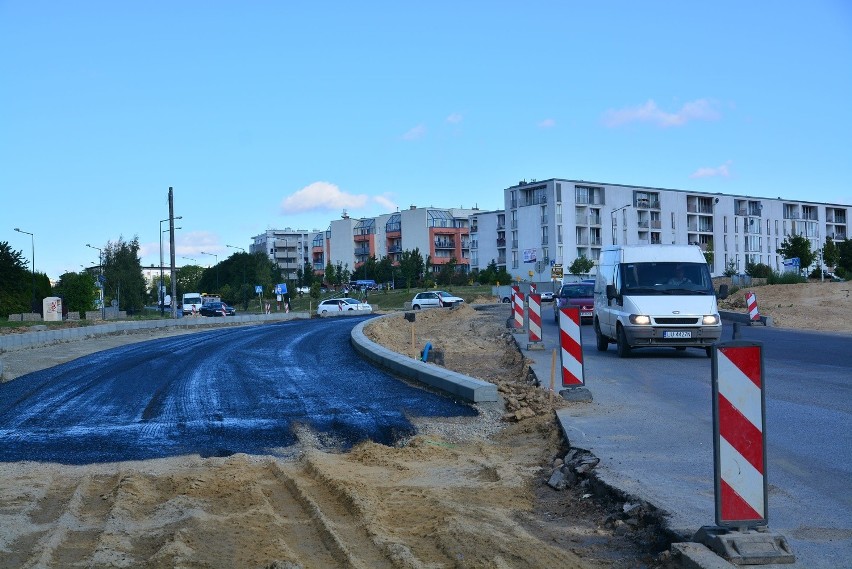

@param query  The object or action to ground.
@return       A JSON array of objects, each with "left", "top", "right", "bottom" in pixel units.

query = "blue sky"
[{"left": 2, "top": 1, "right": 851, "bottom": 280}]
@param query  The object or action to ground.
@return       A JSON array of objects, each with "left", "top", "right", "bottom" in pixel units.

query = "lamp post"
[
  {"left": 610, "top": 204, "right": 631, "bottom": 245},
  {"left": 13, "top": 227, "right": 36, "bottom": 312},
  {"left": 226, "top": 244, "right": 247, "bottom": 308},
  {"left": 200, "top": 251, "right": 219, "bottom": 291},
  {"left": 182, "top": 256, "right": 197, "bottom": 264},
  {"left": 85, "top": 243, "right": 104, "bottom": 319},
  {"left": 159, "top": 216, "right": 182, "bottom": 315}
]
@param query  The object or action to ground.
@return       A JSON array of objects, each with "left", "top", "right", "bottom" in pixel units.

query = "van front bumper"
[{"left": 623, "top": 325, "right": 722, "bottom": 348}]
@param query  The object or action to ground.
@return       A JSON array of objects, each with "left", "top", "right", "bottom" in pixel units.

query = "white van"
[
  {"left": 181, "top": 292, "right": 203, "bottom": 316},
  {"left": 593, "top": 245, "right": 723, "bottom": 357}
]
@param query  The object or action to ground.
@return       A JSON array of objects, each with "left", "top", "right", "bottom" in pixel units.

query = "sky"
[{"left": 2, "top": 1, "right": 851, "bottom": 280}]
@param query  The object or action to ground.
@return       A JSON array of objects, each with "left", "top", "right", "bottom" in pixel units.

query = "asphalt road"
[
  {"left": 0, "top": 317, "right": 476, "bottom": 464},
  {"left": 537, "top": 314, "right": 852, "bottom": 569}
]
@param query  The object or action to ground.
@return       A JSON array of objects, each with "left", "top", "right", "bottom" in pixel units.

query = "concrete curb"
[
  {"left": 350, "top": 315, "right": 499, "bottom": 404},
  {"left": 0, "top": 312, "right": 310, "bottom": 352}
]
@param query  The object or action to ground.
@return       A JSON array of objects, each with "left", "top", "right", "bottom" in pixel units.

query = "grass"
[{"left": 252, "top": 284, "right": 499, "bottom": 314}]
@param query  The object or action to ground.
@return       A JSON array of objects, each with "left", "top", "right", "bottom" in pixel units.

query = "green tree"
[
  {"left": 568, "top": 255, "right": 595, "bottom": 277},
  {"left": 436, "top": 257, "right": 458, "bottom": 286},
  {"left": 822, "top": 237, "right": 840, "bottom": 269},
  {"left": 375, "top": 255, "right": 394, "bottom": 286},
  {"left": 703, "top": 239, "right": 715, "bottom": 269},
  {"left": 324, "top": 261, "right": 336, "bottom": 288},
  {"left": 776, "top": 234, "right": 815, "bottom": 274},
  {"left": 0, "top": 241, "right": 30, "bottom": 317},
  {"left": 399, "top": 248, "right": 425, "bottom": 290},
  {"left": 745, "top": 262, "right": 772, "bottom": 278},
  {"left": 102, "top": 236, "right": 146, "bottom": 313},
  {"left": 723, "top": 259, "right": 738, "bottom": 277},
  {"left": 837, "top": 239, "right": 852, "bottom": 274},
  {"left": 54, "top": 271, "right": 97, "bottom": 316},
  {"left": 176, "top": 264, "right": 204, "bottom": 296}
]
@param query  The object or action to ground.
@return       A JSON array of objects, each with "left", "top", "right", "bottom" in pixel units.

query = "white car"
[
  {"left": 411, "top": 291, "right": 464, "bottom": 309},
  {"left": 316, "top": 297, "right": 372, "bottom": 315}
]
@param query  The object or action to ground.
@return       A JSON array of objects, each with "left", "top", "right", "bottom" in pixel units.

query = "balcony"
[
  {"left": 388, "top": 245, "right": 402, "bottom": 253},
  {"left": 650, "top": 220, "right": 662, "bottom": 229},
  {"left": 354, "top": 247, "right": 370, "bottom": 256},
  {"left": 541, "top": 235, "right": 549, "bottom": 245},
  {"left": 434, "top": 240, "right": 456, "bottom": 249},
  {"left": 496, "top": 238, "right": 506, "bottom": 247}
]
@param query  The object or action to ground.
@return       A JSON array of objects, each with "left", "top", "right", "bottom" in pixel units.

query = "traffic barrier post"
[
  {"left": 695, "top": 341, "right": 795, "bottom": 565},
  {"left": 745, "top": 291, "right": 763, "bottom": 325},
  {"left": 513, "top": 291, "right": 525, "bottom": 332},
  {"left": 527, "top": 293, "right": 544, "bottom": 350},
  {"left": 558, "top": 307, "right": 584, "bottom": 387}
]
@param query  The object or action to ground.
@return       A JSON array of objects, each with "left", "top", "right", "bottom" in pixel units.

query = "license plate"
[
  {"left": 663, "top": 331, "right": 692, "bottom": 339},
  {"left": 581, "top": 311, "right": 593, "bottom": 318}
]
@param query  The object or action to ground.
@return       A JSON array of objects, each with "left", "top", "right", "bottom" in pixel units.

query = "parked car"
[
  {"left": 316, "top": 297, "right": 373, "bottom": 315},
  {"left": 540, "top": 291, "right": 554, "bottom": 302},
  {"left": 199, "top": 301, "right": 236, "bottom": 317},
  {"left": 553, "top": 282, "right": 594, "bottom": 323},
  {"left": 411, "top": 291, "right": 464, "bottom": 309}
]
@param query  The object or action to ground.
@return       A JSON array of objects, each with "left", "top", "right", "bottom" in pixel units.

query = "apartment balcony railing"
[
  {"left": 650, "top": 220, "right": 662, "bottom": 229},
  {"left": 736, "top": 208, "right": 749, "bottom": 216},
  {"left": 638, "top": 220, "right": 650, "bottom": 228},
  {"left": 688, "top": 204, "right": 714, "bottom": 214},
  {"left": 313, "top": 263, "right": 325, "bottom": 271},
  {"left": 497, "top": 222, "right": 506, "bottom": 230},
  {"left": 540, "top": 215, "right": 548, "bottom": 224},
  {"left": 434, "top": 241, "right": 456, "bottom": 249},
  {"left": 497, "top": 256, "right": 506, "bottom": 264},
  {"left": 541, "top": 235, "right": 549, "bottom": 245},
  {"left": 470, "top": 225, "right": 478, "bottom": 233},
  {"left": 590, "top": 236, "right": 602, "bottom": 246},
  {"left": 354, "top": 247, "right": 370, "bottom": 256},
  {"left": 576, "top": 237, "right": 589, "bottom": 245},
  {"left": 576, "top": 214, "right": 588, "bottom": 225},
  {"left": 512, "top": 240, "right": 518, "bottom": 249},
  {"left": 511, "top": 220, "right": 518, "bottom": 229},
  {"left": 496, "top": 238, "right": 506, "bottom": 247},
  {"left": 388, "top": 245, "right": 402, "bottom": 253},
  {"left": 510, "top": 200, "right": 517, "bottom": 209},
  {"left": 635, "top": 199, "right": 661, "bottom": 209}
]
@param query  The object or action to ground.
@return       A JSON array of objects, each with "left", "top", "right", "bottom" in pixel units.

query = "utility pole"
[{"left": 169, "top": 187, "right": 177, "bottom": 318}]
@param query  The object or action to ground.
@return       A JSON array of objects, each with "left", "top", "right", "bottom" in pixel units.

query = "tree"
[
  {"left": 776, "top": 234, "right": 815, "bottom": 274},
  {"left": 703, "top": 239, "right": 715, "bottom": 269},
  {"left": 0, "top": 241, "right": 30, "bottom": 317},
  {"left": 436, "top": 257, "right": 458, "bottom": 286},
  {"left": 822, "top": 237, "right": 840, "bottom": 270},
  {"left": 375, "top": 255, "right": 394, "bottom": 286},
  {"left": 102, "top": 235, "right": 146, "bottom": 313},
  {"left": 324, "top": 261, "right": 336, "bottom": 288},
  {"left": 54, "top": 271, "right": 97, "bottom": 316},
  {"left": 568, "top": 255, "right": 595, "bottom": 278},
  {"left": 399, "top": 248, "right": 425, "bottom": 290},
  {"left": 837, "top": 239, "right": 852, "bottom": 275},
  {"left": 723, "top": 259, "right": 738, "bottom": 277},
  {"left": 177, "top": 264, "right": 204, "bottom": 295}
]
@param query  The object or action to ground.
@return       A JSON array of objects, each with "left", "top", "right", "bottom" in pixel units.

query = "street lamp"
[
  {"left": 160, "top": 216, "right": 182, "bottom": 315},
  {"left": 182, "top": 256, "right": 197, "bottom": 264},
  {"left": 200, "top": 251, "right": 219, "bottom": 291},
  {"left": 226, "top": 244, "right": 247, "bottom": 308},
  {"left": 610, "top": 204, "right": 631, "bottom": 245},
  {"left": 13, "top": 228, "right": 35, "bottom": 312},
  {"left": 86, "top": 243, "right": 104, "bottom": 319}
]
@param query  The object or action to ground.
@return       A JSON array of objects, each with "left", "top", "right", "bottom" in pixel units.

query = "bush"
[
  {"left": 766, "top": 271, "right": 807, "bottom": 285},
  {"left": 746, "top": 262, "right": 773, "bottom": 278}
]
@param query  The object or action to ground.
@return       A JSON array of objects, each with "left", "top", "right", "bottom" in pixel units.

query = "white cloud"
[
  {"left": 446, "top": 113, "right": 463, "bottom": 124},
  {"left": 281, "top": 182, "right": 368, "bottom": 214},
  {"left": 402, "top": 124, "right": 427, "bottom": 140},
  {"left": 690, "top": 160, "right": 733, "bottom": 179},
  {"left": 372, "top": 193, "right": 398, "bottom": 211},
  {"left": 603, "top": 98, "right": 721, "bottom": 128},
  {"left": 538, "top": 118, "right": 556, "bottom": 128}
]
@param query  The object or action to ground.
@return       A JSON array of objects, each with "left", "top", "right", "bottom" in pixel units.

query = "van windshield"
[{"left": 619, "top": 262, "right": 714, "bottom": 295}]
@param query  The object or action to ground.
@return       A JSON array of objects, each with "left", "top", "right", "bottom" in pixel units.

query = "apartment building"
[
  {"left": 250, "top": 229, "right": 313, "bottom": 281},
  {"left": 324, "top": 206, "right": 478, "bottom": 277},
  {"left": 468, "top": 178, "right": 848, "bottom": 277}
]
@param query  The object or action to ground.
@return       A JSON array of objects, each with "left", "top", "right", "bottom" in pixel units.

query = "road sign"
[
  {"left": 255, "top": 285, "right": 263, "bottom": 294},
  {"left": 551, "top": 264, "right": 563, "bottom": 279}
]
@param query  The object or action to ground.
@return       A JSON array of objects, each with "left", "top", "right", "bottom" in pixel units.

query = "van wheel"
[
  {"left": 594, "top": 319, "right": 609, "bottom": 352},
  {"left": 616, "top": 325, "right": 631, "bottom": 358}
]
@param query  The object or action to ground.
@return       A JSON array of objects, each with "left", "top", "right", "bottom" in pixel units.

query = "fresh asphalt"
[
  {"left": 521, "top": 304, "right": 852, "bottom": 569},
  {"left": 0, "top": 317, "right": 476, "bottom": 464}
]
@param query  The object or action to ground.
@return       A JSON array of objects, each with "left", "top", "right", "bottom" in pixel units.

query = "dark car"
[
  {"left": 199, "top": 301, "right": 236, "bottom": 317},
  {"left": 553, "top": 282, "right": 594, "bottom": 323}
]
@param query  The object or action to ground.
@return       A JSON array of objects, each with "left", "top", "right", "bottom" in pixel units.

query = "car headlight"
[
  {"left": 703, "top": 314, "right": 720, "bottom": 325},
  {"left": 629, "top": 314, "right": 651, "bottom": 325}
]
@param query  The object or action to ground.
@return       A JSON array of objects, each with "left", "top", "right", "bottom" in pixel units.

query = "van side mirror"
[
  {"left": 717, "top": 284, "right": 729, "bottom": 300},
  {"left": 606, "top": 284, "right": 617, "bottom": 301}
]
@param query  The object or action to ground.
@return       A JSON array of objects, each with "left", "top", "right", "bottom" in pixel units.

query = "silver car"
[
  {"left": 411, "top": 291, "right": 464, "bottom": 309},
  {"left": 316, "top": 297, "right": 372, "bottom": 315}
]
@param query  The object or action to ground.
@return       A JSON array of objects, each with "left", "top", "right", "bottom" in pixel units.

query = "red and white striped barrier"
[
  {"left": 513, "top": 292, "right": 525, "bottom": 330},
  {"left": 745, "top": 292, "right": 760, "bottom": 322},
  {"left": 712, "top": 342, "right": 767, "bottom": 526},
  {"left": 530, "top": 282, "right": 537, "bottom": 294},
  {"left": 558, "top": 307, "right": 585, "bottom": 387},
  {"left": 527, "top": 293, "right": 543, "bottom": 347}
]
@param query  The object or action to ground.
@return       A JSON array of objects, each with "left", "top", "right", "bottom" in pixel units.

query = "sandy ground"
[{"left": 0, "top": 281, "right": 845, "bottom": 568}]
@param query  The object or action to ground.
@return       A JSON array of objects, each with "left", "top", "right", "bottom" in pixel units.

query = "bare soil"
[{"left": 3, "top": 281, "right": 845, "bottom": 568}]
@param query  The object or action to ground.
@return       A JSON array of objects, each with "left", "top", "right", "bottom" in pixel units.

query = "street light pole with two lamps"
[
  {"left": 13, "top": 227, "right": 36, "bottom": 312},
  {"left": 226, "top": 244, "right": 247, "bottom": 308},
  {"left": 200, "top": 251, "right": 219, "bottom": 291},
  {"left": 159, "top": 216, "right": 182, "bottom": 316},
  {"left": 85, "top": 243, "right": 105, "bottom": 319}
]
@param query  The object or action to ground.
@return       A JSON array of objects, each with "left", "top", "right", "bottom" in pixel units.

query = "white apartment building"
[
  {"left": 250, "top": 229, "right": 313, "bottom": 281},
  {"left": 477, "top": 178, "right": 849, "bottom": 277}
]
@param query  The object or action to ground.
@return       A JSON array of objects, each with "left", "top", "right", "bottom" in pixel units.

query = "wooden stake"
[{"left": 550, "top": 348, "right": 557, "bottom": 403}]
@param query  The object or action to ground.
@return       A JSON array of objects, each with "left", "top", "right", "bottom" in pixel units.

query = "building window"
[{"left": 556, "top": 183, "right": 562, "bottom": 203}]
